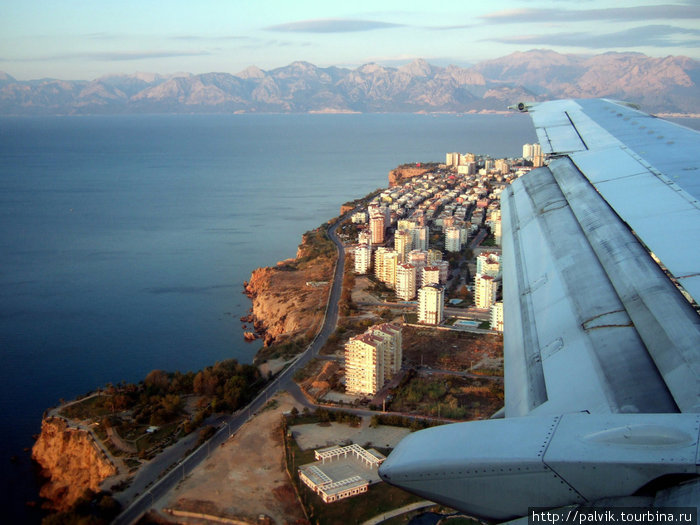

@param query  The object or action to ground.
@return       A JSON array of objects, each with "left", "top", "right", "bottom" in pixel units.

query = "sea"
[{"left": 6, "top": 111, "right": 692, "bottom": 522}]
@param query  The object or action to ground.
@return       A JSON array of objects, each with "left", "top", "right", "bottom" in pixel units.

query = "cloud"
[
  {"left": 170, "top": 35, "right": 249, "bottom": 42},
  {"left": 481, "top": 4, "right": 700, "bottom": 24},
  {"left": 486, "top": 24, "right": 700, "bottom": 48},
  {"left": 427, "top": 24, "right": 474, "bottom": 31},
  {"left": 265, "top": 18, "right": 403, "bottom": 33}
]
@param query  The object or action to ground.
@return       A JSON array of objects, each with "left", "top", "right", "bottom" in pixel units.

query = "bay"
[{"left": 0, "top": 112, "right": 537, "bottom": 520}]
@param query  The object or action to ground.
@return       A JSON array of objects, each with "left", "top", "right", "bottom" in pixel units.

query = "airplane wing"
[{"left": 379, "top": 99, "right": 700, "bottom": 520}]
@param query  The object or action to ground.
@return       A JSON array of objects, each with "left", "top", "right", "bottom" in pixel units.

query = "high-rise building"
[
  {"left": 533, "top": 143, "right": 544, "bottom": 167},
  {"left": 370, "top": 213, "right": 385, "bottom": 244},
  {"left": 411, "top": 225, "right": 429, "bottom": 251},
  {"left": 475, "top": 274, "right": 499, "bottom": 309},
  {"left": 396, "top": 264, "right": 417, "bottom": 301},
  {"left": 373, "top": 247, "right": 389, "bottom": 282},
  {"left": 381, "top": 250, "right": 398, "bottom": 287},
  {"left": 427, "top": 249, "right": 443, "bottom": 265},
  {"left": 354, "top": 245, "right": 372, "bottom": 274},
  {"left": 407, "top": 250, "right": 428, "bottom": 274},
  {"left": 494, "top": 219, "right": 502, "bottom": 246},
  {"left": 494, "top": 159, "right": 510, "bottom": 175},
  {"left": 523, "top": 143, "right": 534, "bottom": 160},
  {"left": 490, "top": 301, "right": 504, "bottom": 332},
  {"left": 476, "top": 252, "right": 501, "bottom": 278},
  {"left": 369, "top": 323, "right": 402, "bottom": 380},
  {"left": 418, "top": 285, "right": 445, "bottom": 325},
  {"left": 358, "top": 229, "right": 371, "bottom": 247},
  {"left": 421, "top": 266, "right": 441, "bottom": 287},
  {"left": 461, "top": 153, "right": 476, "bottom": 164},
  {"left": 394, "top": 230, "right": 412, "bottom": 263},
  {"left": 445, "top": 226, "right": 462, "bottom": 252},
  {"left": 344, "top": 333, "right": 385, "bottom": 395},
  {"left": 374, "top": 247, "right": 398, "bottom": 287},
  {"left": 345, "top": 323, "right": 402, "bottom": 395},
  {"left": 435, "top": 260, "right": 450, "bottom": 284}
]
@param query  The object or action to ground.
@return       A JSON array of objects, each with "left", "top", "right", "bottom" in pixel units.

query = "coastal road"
[{"left": 113, "top": 213, "right": 351, "bottom": 525}]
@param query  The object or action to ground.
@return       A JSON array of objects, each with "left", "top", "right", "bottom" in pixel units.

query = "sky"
[{"left": 1, "top": 0, "right": 699, "bottom": 80}]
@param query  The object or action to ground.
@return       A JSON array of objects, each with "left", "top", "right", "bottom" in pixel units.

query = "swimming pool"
[{"left": 454, "top": 320, "right": 480, "bottom": 327}]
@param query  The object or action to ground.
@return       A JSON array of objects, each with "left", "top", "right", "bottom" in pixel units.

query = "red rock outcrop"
[
  {"left": 388, "top": 166, "right": 431, "bottom": 187},
  {"left": 243, "top": 233, "right": 334, "bottom": 353},
  {"left": 32, "top": 417, "right": 117, "bottom": 511}
]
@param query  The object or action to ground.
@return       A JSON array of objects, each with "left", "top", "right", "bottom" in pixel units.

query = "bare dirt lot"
[
  {"left": 158, "top": 392, "right": 306, "bottom": 525},
  {"left": 402, "top": 326, "right": 503, "bottom": 374}
]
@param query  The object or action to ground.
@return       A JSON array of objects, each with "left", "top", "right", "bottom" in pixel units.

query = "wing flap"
[{"left": 502, "top": 166, "right": 678, "bottom": 416}]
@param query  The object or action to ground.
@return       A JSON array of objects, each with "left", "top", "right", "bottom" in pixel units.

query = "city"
[{"left": 33, "top": 144, "right": 544, "bottom": 524}]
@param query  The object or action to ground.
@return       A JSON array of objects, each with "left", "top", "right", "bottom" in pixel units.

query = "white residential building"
[
  {"left": 407, "top": 250, "right": 428, "bottom": 274},
  {"left": 435, "top": 260, "right": 450, "bottom": 284},
  {"left": 345, "top": 323, "right": 402, "bottom": 395},
  {"left": 475, "top": 273, "right": 499, "bottom": 309},
  {"left": 411, "top": 225, "right": 429, "bottom": 251},
  {"left": 445, "top": 226, "right": 462, "bottom": 252},
  {"left": 476, "top": 252, "right": 501, "bottom": 278},
  {"left": 490, "top": 301, "right": 504, "bottom": 332},
  {"left": 421, "top": 266, "right": 441, "bottom": 287},
  {"left": 396, "top": 264, "right": 417, "bottom": 301},
  {"left": 418, "top": 285, "right": 445, "bottom": 325},
  {"left": 394, "top": 229, "right": 412, "bottom": 263},
  {"left": 354, "top": 244, "right": 372, "bottom": 274},
  {"left": 357, "top": 229, "right": 371, "bottom": 247},
  {"left": 351, "top": 211, "right": 368, "bottom": 224}
]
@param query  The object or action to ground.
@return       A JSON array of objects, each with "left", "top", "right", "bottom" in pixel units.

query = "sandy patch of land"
[
  {"left": 290, "top": 419, "right": 411, "bottom": 451},
  {"left": 159, "top": 392, "right": 306, "bottom": 525}
]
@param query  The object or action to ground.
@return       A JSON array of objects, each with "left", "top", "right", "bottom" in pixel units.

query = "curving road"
[{"left": 112, "top": 213, "right": 351, "bottom": 525}]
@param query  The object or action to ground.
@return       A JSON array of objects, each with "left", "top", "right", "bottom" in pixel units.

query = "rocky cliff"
[
  {"left": 32, "top": 417, "right": 117, "bottom": 511},
  {"left": 243, "top": 231, "right": 334, "bottom": 355},
  {"left": 389, "top": 165, "right": 432, "bottom": 187}
]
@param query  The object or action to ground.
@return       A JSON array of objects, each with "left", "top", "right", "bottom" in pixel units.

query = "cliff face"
[
  {"left": 389, "top": 166, "right": 431, "bottom": 187},
  {"left": 32, "top": 417, "right": 117, "bottom": 511},
  {"left": 244, "top": 233, "right": 334, "bottom": 352}
]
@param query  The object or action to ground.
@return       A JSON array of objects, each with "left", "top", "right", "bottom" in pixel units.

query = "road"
[{"left": 112, "top": 214, "right": 351, "bottom": 525}]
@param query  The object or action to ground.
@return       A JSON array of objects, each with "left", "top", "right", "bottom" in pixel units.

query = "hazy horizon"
[{"left": 2, "top": 1, "right": 698, "bottom": 81}]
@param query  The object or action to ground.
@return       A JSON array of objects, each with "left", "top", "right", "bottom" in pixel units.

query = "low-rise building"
[{"left": 298, "top": 444, "right": 386, "bottom": 503}]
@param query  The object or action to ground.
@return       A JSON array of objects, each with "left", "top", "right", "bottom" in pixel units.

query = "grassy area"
[
  {"left": 59, "top": 394, "right": 111, "bottom": 420},
  {"left": 388, "top": 373, "right": 503, "bottom": 421},
  {"left": 282, "top": 414, "right": 424, "bottom": 524},
  {"left": 301, "top": 481, "right": 424, "bottom": 525}
]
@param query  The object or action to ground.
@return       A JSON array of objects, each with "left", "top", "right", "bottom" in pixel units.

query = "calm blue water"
[{"left": 0, "top": 112, "right": 536, "bottom": 520}]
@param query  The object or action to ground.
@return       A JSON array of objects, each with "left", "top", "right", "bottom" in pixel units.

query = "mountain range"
[{"left": 1, "top": 50, "right": 697, "bottom": 116}]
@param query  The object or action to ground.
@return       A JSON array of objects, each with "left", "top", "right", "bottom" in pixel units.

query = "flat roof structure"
[{"left": 298, "top": 444, "right": 386, "bottom": 503}]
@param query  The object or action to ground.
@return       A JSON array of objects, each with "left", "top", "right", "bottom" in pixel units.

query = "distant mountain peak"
[
  {"left": 0, "top": 52, "right": 697, "bottom": 115},
  {"left": 399, "top": 58, "right": 434, "bottom": 77},
  {"left": 236, "top": 65, "right": 266, "bottom": 79}
]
